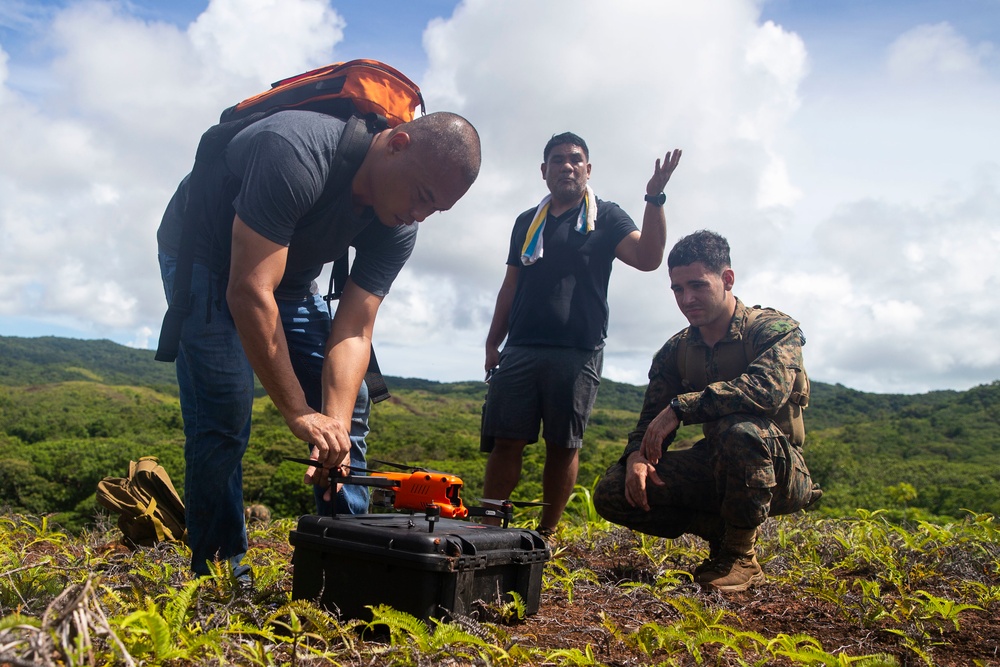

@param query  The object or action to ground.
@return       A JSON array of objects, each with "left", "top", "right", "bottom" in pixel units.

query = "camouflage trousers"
[{"left": 593, "top": 413, "right": 814, "bottom": 540}]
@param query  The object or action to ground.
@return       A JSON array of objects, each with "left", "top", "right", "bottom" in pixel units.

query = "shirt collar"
[{"left": 686, "top": 297, "right": 746, "bottom": 345}]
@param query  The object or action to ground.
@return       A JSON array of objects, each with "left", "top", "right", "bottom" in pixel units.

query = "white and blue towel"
[{"left": 520, "top": 185, "right": 596, "bottom": 266}]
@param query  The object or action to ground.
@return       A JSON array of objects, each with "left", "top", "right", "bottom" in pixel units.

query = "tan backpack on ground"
[{"left": 96, "top": 456, "right": 187, "bottom": 547}]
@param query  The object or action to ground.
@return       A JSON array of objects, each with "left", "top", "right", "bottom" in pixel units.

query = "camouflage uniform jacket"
[{"left": 622, "top": 298, "right": 806, "bottom": 460}]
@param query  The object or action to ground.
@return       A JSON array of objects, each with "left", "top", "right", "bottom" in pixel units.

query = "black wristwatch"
[
  {"left": 669, "top": 397, "right": 683, "bottom": 420},
  {"left": 644, "top": 192, "right": 666, "bottom": 206}
]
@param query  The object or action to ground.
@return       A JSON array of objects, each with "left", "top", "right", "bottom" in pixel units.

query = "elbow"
[
  {"left": 225, "top": 279, "right": 251, "bottom": 310},
  {"left": 634, "top": 253, "right": 664, "bottom": 272},
  {"left": 226, "top": 276, "right": 270, "bottom": 317}
]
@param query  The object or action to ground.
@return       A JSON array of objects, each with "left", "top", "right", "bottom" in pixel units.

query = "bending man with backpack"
[
  {"left": 593, "top": 230, "right": 819, "bottom": 592},
  {"left": 156, "top": 102, "right": 481, "bottom": 580}
]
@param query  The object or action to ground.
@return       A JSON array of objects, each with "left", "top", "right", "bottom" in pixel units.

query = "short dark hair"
[
  {"left": 543, "top": 132, "right": 589, "bottom": 162},
  {"left": 667, "top": 230, "right": 731, "bottom": 274}
]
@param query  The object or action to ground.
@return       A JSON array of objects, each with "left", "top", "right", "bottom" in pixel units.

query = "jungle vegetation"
[{"left": 1, "top": 334, "right": 998, "bottom": 530}]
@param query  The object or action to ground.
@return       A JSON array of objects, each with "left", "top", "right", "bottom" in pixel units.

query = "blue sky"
[{"left": 1, "top": 0, "right": 998, "bottom": 393}]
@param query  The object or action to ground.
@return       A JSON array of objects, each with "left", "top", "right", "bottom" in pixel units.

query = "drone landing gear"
[
  {"left": 467, "top": 501, "right": 515, "bottom": 528},
  {"left": 424, "top": 504, "right": 441, "bottom": 532}
]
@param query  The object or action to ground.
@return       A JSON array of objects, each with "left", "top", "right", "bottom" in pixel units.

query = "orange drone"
[{"left": 285, "top": 457, "right": 543, "bottom": 527}]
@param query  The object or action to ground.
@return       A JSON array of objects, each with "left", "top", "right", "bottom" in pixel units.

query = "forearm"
[
  {"left": 633, "top": 202, "right": 667, "bottom": 270},
  {"left": 228, "top": 284, "right": 311, "bottom": 422},
  {"left": 322, "top": 279, "right": 383, "bottom": 425},
  {"left": 621, "top": 148, "right": 681, "bottom": 271},
  {"left": 485, "top": 267, "right": 518, "bottom": 360},
  {"left": 621, "top": 346, "right": 682, "bottom": 460},
  {"left": 485, "top": 300, "right": 511, "bottom": 351},
  {"left": 322, "top": 334, "right": 371, "bottom": 425}
]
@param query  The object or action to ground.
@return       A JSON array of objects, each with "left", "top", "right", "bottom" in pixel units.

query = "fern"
[
  {"left": 544, "top": 643, "right": 600, "bottom": 665},
  {"left": 113, "top": 579, "right": 224, "bottom": 663},
  {"left": 365, "top": 604, "right": 503, "bottom": 664}
]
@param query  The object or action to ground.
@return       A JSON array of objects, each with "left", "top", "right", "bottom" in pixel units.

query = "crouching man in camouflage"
[{"left": 594, "top": 230, "right": 819, "bottom": 592}]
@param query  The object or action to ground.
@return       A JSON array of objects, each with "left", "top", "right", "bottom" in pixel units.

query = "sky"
[{"left": 1, "top": 0, "right": 998, "bottom": 395}]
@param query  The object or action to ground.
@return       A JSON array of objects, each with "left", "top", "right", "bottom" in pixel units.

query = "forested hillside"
[{"left": 1, "top": 335, "right": 998, "bottom": 529}]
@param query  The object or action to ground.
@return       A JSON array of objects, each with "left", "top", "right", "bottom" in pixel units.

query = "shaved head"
[{"left": 395, "top": 111, "right": 482, "bottom": 187}]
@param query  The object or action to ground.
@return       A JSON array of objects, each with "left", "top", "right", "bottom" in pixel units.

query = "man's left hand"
[
  {"left": 646, "top": 149, "right": 683, "bottom": 196},
  {"left": 304, "top": 452, "right": 352, "bottom": 502}
]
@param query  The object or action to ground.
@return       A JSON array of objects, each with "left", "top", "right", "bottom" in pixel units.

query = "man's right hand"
[
  {"left": 639, "top": 404, "right": 680, "bottom": 465},
  {"left": 624, "top": 452, "right": 664, "bottom": 511},
  {"left": 485, "top": 346, "right": 500, "bottom": 375},
  {"left": 290, "top": 411, "right": 352, "bottom": 487}
]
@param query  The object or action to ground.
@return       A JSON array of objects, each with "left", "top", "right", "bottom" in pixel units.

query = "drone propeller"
[
  {"left": 282, "top": 457, "right": 376, "bottom": 476},
  {"left": 477, "top": 497, "right": 550, "bottom": 508},
  {"left": 369, "top": 458, "right": 450, "bottom": 475},
  {"left": 368, "top": 458, "right": 416, "bottom": 471}
]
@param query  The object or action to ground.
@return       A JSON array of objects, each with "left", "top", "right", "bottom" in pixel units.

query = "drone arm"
[{"left": 338, "top": 475, "right": 399, "bottom": 489}]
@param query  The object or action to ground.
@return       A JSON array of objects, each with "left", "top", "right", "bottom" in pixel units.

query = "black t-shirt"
[{"left": 505, "top": 198, "right": 637, "bottom": 350}]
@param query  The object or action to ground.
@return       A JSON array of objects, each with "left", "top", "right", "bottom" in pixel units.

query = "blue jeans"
[{"left": 159, "top": 254, "right": 370, "bottom": 576}]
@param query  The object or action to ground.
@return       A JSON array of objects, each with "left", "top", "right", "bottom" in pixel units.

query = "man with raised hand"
[{"left": 481, "top": 131, "right": 681, "bottom": 542}]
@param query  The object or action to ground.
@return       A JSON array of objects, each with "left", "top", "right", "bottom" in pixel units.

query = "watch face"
[{"left": 646, "top": 193, "right": 665, "bottom": 205}]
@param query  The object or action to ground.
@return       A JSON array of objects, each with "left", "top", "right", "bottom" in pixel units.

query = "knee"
[
  {"left": 490, "top": 439, "right": 528, "bottom": 457},
  {"left": 714, "top": 416, "right": 776, "bottom": 461},
  {"left": 544, "top": 442, "right": 580, "bottom": 465},
  {"left": 592, "top": 466, "right": 626, "bottom": 521},
  {"left": 715, "top": 416, "right": 765, "bottom": 443}
]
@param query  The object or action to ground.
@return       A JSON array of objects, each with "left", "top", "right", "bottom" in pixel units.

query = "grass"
[{"left": 0, "top": 503, "right": 997, "bottom": 666}]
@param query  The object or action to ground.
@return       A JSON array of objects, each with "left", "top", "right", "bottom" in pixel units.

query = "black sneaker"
[
  {"left": 232, "top": 564, "right": 253, "bottom": 595},
  {"left": 536, "top": 526, "right": 558, "bottom": 549}
]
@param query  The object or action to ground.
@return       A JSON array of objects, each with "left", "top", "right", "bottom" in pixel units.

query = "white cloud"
[
  {"left": 0, "top": 0, "right": 346, "bottom": 345},
  {"left": 887, "top": 22, "right": 992, "bottom": 80},
  {"left": 0, "top": 0, "right": 998, "bottom": 395},
  {"left": 0, "top": 45, "right": 7, "bottom": 94},
  {"left": 748, "top": 164, "right": 1000, "bottom": 393},
  {"left": 188, "top": 0, "right": 345, "bottom": 81}
]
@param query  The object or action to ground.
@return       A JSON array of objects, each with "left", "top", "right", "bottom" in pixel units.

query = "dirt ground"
[{"left": 514, "top": 535, "right": 1000, "bottom": 667}]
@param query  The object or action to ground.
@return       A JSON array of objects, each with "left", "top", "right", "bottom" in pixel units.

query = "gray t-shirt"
[{"left": 157, "top": 111, "right": 416, "bottom": 299}]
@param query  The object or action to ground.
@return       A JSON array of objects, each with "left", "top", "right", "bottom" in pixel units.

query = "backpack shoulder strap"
[
  {"left": 744, "top": 305, "right": 809, "bottom": 408},
  {"left": 319, "top": 117, "right": 393, "bottom": 404},
  {"left": 742, "top": 306, "right": 764, "bottom": 363},
  {"left": 676, "top": 328, "right": 708, "bottom": 392},
  {"left": 323, "top": 115, "right": 376, "bottom": 302}
]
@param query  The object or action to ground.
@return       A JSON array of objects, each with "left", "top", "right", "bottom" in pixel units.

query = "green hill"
[
  {"left": 0, "top": 335, "right": 998, "bottom": 529},
  {"left": 0, "top": 335, "right": 179, "bottom": 392}
]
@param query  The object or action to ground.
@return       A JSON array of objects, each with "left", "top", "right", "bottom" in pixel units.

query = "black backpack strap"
[
  {"left": 321, "top": 115, "right": 378, "bottom": 312},
  {"left": 155, "top": 112, "right": 268, "bottom": 362},
  {"left": 365, "top": 347, "right": 390, "bottom": 404},
  {"left": 318, "top": 116, "right": 392, "bottom": 404}
]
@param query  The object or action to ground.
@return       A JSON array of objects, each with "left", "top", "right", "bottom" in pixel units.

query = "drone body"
[{"left": 367, "top": 469, "right": 469, "bottom": 518}]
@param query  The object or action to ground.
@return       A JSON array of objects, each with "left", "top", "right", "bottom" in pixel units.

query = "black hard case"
[{"left": 289, "top": 513, "right": 550, "bottom": 621}]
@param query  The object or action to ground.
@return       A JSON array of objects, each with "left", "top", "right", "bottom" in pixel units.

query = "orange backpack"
[{"left": 221, "top": 58, "right": 424, "bottom": 127}]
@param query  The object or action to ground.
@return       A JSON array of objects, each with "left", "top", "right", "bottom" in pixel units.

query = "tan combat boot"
[
  {"left": 688, "top": 513, "right": 725, "bottom": 581},
  {"left": 696, "top": 527, "right": 765, "bottom": 592}
]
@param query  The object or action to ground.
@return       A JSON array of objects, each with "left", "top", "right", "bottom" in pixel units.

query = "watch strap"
[{"left": 644, "top": 192, "right": 666, "bottom": 206}]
